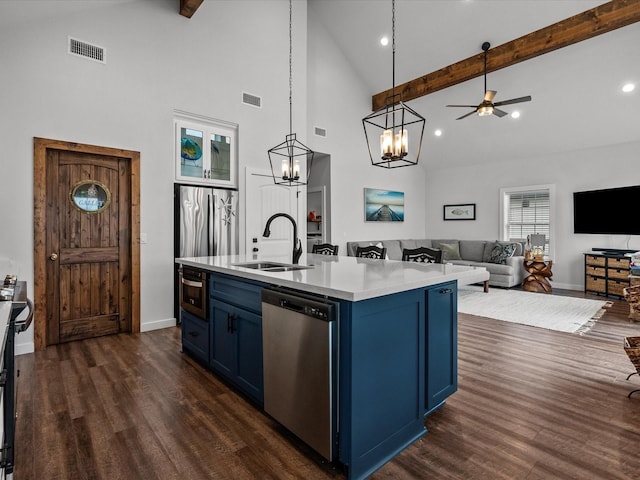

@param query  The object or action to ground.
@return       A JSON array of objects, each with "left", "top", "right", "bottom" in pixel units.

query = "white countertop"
[{"left": 176, "top": 253, "right": 489, "bottom": 301}]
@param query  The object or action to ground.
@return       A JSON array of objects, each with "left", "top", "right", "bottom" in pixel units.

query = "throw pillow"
[
  {"left": 489, "top": 243, "right": 517, "bottom": 264},
  {"left": 439, "top": 242, "right": 462, "bottom": 261},
  {"left": 482, "top": 242, "right": 497, "bottom": 262}
]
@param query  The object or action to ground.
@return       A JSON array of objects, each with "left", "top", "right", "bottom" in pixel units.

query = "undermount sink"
[
  {"left": 233, "top": 262, "right": 313, "bottom": 272},
  {"left": 262, "top": 266, "right": 312, "bottom": 272}
]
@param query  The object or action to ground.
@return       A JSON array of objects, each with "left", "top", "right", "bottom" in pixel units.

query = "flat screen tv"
[{"left": 573, "top": 185, "right": 640, "bottom": 235}]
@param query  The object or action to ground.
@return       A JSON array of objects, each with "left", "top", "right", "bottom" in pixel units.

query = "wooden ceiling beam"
[
  {"left": 371, "top": 0, "right": 640, "bottom": 111},
  {"left": 180, "top": 0, "right": 204, "bottom": 18}
]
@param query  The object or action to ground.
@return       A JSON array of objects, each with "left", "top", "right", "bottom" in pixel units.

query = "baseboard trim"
[
  {"left": 553, "top": 282, "right": 582, "bottom": 291},
  {"left": 16, "top": 342, "right": 35, "bottom": 355},
  {"left": 141, "top": 317, "right": 177, "bottom": 332}
]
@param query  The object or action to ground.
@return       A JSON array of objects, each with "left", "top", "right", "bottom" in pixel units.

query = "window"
[{"left": 500, "top": 185, "right": 555, "bottom": 257}]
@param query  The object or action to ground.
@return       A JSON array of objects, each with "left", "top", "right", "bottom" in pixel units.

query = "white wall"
[
  {"left": 0, "top": 0, "right": 305, "bottom": 352},
  {"left": 306, "top": 2, "right": 428, "bottom": 254},
  {"left": 425, "top": 140, "right": 640, "bottom": 290}
]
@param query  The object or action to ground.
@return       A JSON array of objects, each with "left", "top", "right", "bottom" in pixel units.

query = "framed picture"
[
  {"left": 175, "top": 111, "right": 238, "bottom": 187},
  {"left": 364, "top": 188, "right": 404, "bottom": 222},
  {"left": 443, "top": 203, "right": 476, "bottom": 221}
]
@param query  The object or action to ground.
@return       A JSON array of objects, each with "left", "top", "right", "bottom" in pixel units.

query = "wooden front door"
[{"left": 34, "top": 138, "right": 140, "bottom": 349}]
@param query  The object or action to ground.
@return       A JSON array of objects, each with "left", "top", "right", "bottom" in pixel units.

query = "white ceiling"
[
  {"left": 2, "top": 1, "right": 637, "bottom": 170},
  {"left": 309, "top": 0, "right": 640, "bottom": 168}
]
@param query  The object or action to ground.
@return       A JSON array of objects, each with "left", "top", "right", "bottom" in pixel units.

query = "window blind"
[{"left": 506, "top": 190, "right": 550, "bottom": 253}]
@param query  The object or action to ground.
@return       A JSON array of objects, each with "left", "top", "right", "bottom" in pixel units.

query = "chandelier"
[
  {"left": 268, "top": 0, "right": 314, "bottom": 186},
  {"left": 362, "top": 0, "right": 425, "bottom": 168}
]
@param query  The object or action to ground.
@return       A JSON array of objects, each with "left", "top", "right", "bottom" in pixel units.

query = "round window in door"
[{"left": 70, "top": 180, "right": 111, "bottom": 213}]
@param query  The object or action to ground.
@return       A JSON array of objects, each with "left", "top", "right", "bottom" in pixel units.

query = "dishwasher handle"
[
  {"left": 262, "top": 288, "right": 338, "bottom": 322},
  {"left": 280, "top": 299, "right": 304, "bottom": 312}
]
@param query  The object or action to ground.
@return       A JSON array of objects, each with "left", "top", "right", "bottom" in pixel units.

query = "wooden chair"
[
  {"left": 312, "top": 243, "right": 339, "bottom": 255},
  {"left": 402, "top": 247, "right": 442, "bottom": 264},
  {"left": 356, "top": 245, "right": 386, "bottom": 259}
]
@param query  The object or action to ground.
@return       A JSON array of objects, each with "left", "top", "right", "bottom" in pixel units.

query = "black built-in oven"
[{"left": 179, "top": 267, "right": 207, "bottom": 318}]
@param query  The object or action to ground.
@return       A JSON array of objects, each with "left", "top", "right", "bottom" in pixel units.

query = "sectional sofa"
[{"left": 346, "top": 238, "right": 527, "bottom": 288}]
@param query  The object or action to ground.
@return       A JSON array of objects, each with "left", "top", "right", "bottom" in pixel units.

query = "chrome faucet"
[{"left": 262, "top": 213, "right": 303, "bottom": 264}]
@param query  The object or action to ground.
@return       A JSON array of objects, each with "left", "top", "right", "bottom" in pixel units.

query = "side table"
[{"left": 523, "top": 258, "right": 553, "bottom": 293}]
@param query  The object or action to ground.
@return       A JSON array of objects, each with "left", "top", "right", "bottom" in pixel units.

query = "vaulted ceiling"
[{"left": 309, "top": 0, "right": 640, "bottom": 168}]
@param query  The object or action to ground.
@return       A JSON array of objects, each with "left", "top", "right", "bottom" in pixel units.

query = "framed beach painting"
[
  {"left": 443, "top": 203, "right": 476, "bottom": 220},
  {"left": 364, "top": 188, "right": 404, "bottom": 222}
]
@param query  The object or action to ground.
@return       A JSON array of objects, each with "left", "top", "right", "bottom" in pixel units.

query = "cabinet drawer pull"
[
  {"left": 188, "top": 331, "right": 200, "bottom": 338},
  {"left": 439, "top": 288, "right": 454, "bottom": 295}
]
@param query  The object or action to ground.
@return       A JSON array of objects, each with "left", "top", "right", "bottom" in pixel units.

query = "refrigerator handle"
[{"left": 208, "top": 192, "right": 215, "bottom": 256}]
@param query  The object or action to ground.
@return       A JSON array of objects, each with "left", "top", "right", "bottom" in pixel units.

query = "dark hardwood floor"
[{"left": 14, "top": 290, "right": 640, "bottom": 479}]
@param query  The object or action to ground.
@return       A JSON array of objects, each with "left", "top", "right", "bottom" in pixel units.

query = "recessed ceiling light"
[
  {"left": 511, "top": 111, "right": 521, "bottom": 119},
  {"left": 380, "top": 36, "right": 389, "bottom": 46},
  {"left": 434, "top": 129, "right": 442, "bottom": 137},
  {"left": 622, "top": 83, "right": 636, "bottom": 93}
]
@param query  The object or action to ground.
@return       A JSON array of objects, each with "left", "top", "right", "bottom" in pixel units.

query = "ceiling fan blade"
[
  {"left": 484, "top": 90, "right": 497, "bottom": 102},
  {"left": 493, "top": 108, "right": 508, "bottom": 118},
  {"left": 446, "top": 104, "right": 478, "bottom": 108},
  {"left": 456, "top": 110, "right": 477, "bottom": 120},
  {"left": 493, "top": 95, "right": 532, "bottom": 107}
]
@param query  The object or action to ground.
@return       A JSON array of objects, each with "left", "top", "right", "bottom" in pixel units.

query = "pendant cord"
[
  {"left": 483, "top": 48, "right": 487, "bottom": 94},
  {"left": 391, "top": 0, "right": 396, "bottom": 100},
  {"left": 289, "top": 0, "right": 293, "bottom": 137}
]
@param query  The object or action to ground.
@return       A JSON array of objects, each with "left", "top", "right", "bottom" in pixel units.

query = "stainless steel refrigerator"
[{"left": 174, "top": 184, "right": 239, "bottom": 321}]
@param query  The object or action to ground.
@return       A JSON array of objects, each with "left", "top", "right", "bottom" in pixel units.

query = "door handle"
[{"left": 50, "top": 252, "right": 58, "bottom": 261}]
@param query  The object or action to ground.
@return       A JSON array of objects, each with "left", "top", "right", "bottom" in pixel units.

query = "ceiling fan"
[{"left": 447, "top": 42, "right": 532, "bottom": 120}]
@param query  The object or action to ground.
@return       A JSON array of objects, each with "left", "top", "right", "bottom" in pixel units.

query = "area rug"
[{"left": 458, "top": 286, "right": 612, "bottom": 334}]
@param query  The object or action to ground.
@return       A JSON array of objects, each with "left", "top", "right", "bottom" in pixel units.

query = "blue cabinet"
[
  {"left": 338, "top": 288, "right": 427, "bottom": 480},
  {"left": 181, "top": 309, "right": 210, "bottom": 365},
  {"left": 425, "top": 281, "right": 457, "bottom": 414},
  {"left": 209, "top": 273, "right": 265, "bottom": 405},
  {"left": 338, "top": 281, "right": 458, "bottom": 479},
  {"left": 210, "top": 299, "right": 263, "bottom": 403},
  {"left": 179, "top": 266, "right": 459, "bottom": 480}
]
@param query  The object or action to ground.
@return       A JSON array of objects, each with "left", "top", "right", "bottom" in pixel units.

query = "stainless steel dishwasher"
[{"left": 261, "top": 287, "right": 338, "bottom": 461}]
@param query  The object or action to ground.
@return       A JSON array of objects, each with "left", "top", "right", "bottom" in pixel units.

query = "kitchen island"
[{"left": 176, "top": 253, "right": 488, "bottom": 479}]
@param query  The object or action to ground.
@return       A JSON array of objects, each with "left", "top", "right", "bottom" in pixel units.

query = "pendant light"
[
  {"left": 362, "top": 0, "right": 425, "bottom": 169},
  {"left": 268, "top": 0, "right": 314, "bottom": 186}
]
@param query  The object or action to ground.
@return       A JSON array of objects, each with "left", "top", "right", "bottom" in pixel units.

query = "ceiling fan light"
[{"left": 478, "top": 105, "right": 493, "bottom": 116}]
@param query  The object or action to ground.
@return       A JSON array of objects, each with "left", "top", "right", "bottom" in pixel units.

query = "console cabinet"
[{"left": 584, "top": 253, "right": 630, "bottom": 298}]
